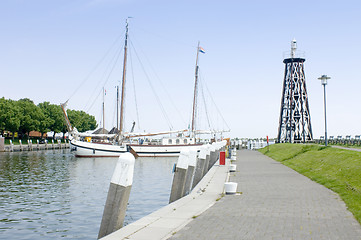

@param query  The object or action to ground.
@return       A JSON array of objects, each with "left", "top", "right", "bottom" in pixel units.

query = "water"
[{"left": 0, "top": 150, "right": 176, "bottom": 239}]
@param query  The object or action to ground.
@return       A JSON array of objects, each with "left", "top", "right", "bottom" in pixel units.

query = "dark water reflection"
[{"left": 0, "top": 150, "right": 175, "bottom": 239}]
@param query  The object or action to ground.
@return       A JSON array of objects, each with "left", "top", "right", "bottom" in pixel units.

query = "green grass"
[{"left": 259, "top": 143, "right": 361, "bottom": 224}]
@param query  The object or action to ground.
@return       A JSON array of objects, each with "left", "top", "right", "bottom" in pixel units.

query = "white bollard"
[
  {"left": 229, "top": 164, "right": 237, "bottom": 172},
  {"left": 224, "top": 182, "right": 238, "bottom": 195},
  {"left": 208, "top": 144, "right": 217, "bottom": 171},
  {"left": 183, "top": 149, "right": 197, "bottom": 196},
  {"left": 169, "top": 150, "right": 189, "bottom": 203},
  {"left": 192, "top": 145, "right": 208, "bottom": 189},
  {"left": 98, "top": 153, "right": 135, "bottom": 239}
]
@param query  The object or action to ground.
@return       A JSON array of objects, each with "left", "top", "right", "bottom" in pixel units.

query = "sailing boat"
[
  {"left": 62, "top": 19, "right": 131, "bottom": 157},
  {"left": 62, "top": 21, "right": 216, "bottom": 157},
  {"left": 127, "top": 42, "right": 209, "bottom": 156}
]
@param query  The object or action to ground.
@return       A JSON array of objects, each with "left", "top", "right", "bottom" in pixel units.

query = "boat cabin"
[{"left": 161, "top": 137, "right": 196, "bottom": 145}]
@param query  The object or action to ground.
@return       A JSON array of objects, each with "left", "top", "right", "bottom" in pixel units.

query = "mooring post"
[
  {"left": 169, "top": 150, "right": 189, "bottom": 203},
  {"left": 0, "top": 136, "right": 4, "bottom": 152},
  {"left": 98, "top": 152, "right": 135, "bottom": 239},
  {"left": 10, "top": 140, "right": 14, "bottom": 152},
  {"left": 45, "top": 139, "right": 48, "bottom": 150},
  {"left": 52, "top": 139, "right": 54, "bottom": 149},
  {"left": 192, "top": 145, "right": 208, "bottom": 189},
  {"left": 208, "top": 144, "right": 217, "bottom": 171},
  {"left": 37, "top": 139, "right": 39, "bottom": 150},
  {"left": 183, "top": 149, "right": 197, "bottom": 196},
  {"left": 203, "top": 144, "right": 211, "bottom": 175}
]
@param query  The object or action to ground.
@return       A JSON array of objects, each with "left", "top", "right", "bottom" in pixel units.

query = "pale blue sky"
[{"left": 1, "top": 0, "right": 361, "bottom": 138}]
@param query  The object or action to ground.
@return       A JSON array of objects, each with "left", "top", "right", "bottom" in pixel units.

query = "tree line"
[{"left": 0, "top": 97, "right": 97, "bottom": 140}]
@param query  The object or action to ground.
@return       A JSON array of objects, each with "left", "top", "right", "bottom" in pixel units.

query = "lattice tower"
[{"left": 277, "top": 39, "right": 313, "bottom": 143}]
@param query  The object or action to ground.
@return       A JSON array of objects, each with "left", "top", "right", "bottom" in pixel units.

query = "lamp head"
[{"left": 318, "top": 75, "right": 330, "bottom": 85}]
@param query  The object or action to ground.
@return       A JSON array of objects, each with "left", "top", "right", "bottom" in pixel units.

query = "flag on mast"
[{"left": 199, "top": 47, "right": 206, "bottom": 54}]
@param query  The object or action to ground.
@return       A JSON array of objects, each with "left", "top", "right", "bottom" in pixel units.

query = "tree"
[
  {"left": 16, "top": 98, "right": 44, "bottom": 138},
  {"left": 38, "top": 102, "right": 65, "bottom": 139},
  {"left": 0, "top": 98, "right": 21, "bottom": 140},
  {"left": 0, "top": 97, "right": 98, "bottom": 139},
  {"left": 67, "top": 109, "right": 97, "bottom": 132}
]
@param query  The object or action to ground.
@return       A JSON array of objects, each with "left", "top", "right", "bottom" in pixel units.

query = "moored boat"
[{"left": 62, "top": 20, "right": 228, "bottom": 158}]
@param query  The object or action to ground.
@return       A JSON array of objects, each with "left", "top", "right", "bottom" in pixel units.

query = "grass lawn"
[{"left": 259, "top": 143, "right": 361, "bottom": 224}]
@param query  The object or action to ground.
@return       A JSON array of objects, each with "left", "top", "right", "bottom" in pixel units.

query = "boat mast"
[
  {"left": 191, "top": 42, "right": 200, "bottom": 139},
  {"left": 102, "top": 87, "right": 105, "bottom": 134},
  {"left": 119, "top": 19, "right": 129, "bottom": 138},
  {"left": 116, "top": 85, "right": 119, "bottom": 130}
]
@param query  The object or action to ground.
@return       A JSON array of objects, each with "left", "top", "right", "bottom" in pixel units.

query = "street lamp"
[{"left": 318, "top": 75, "right": 330, "bottom": 146}]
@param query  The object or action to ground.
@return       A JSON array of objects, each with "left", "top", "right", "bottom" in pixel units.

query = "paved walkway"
[
  {"left": 331, "top": 145, "right": 361, "bottom": 152},
  {"left": 170, "top": 150, "right": 361, "bottom": 240}
]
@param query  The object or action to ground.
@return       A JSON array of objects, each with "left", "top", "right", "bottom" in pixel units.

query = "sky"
[{"left": 1, "top": 0, "right": 361, "bottom": 139}]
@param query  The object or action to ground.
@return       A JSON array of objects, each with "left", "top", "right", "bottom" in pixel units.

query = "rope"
[
  {"left": 203, "top": 78, "right": 231, "bottom": 131},
  {"left": 129, "top": 34, "right": 187, "bottom": 126},
  {"left": 67, "top": 31, "right": 125, "bottom": 102},
  {"left": 85, "top": 41, "right": 123, "bottom": 112},
  {"left": 129, "top": 40, "right": 173, "bottom": 130},
  {"left": 128, "top": 46, "right": 141, "bottom": 130},
  {"left": 199, "top": 74, "right": 212, "bottom": 130}
]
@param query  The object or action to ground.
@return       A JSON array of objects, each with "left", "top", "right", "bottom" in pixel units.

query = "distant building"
[{"left": 29, "top": 131, "right": 47, "bottom": 138}]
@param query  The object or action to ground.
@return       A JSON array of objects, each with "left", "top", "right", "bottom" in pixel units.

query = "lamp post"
[{"left": 318, "top": 75, "right": 330, "bottom": 146}]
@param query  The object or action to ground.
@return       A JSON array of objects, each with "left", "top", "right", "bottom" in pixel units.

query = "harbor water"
[{"left": 0, "top": 149, "right": 175, "bottom": 239}]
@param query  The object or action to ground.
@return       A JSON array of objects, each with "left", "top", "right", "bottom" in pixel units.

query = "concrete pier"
[
  {"left": 98, "top": 147, "right": 361, "bottom": 240},
  {"left": 100, "top": 151, "right": 229, "bottom": 240},
  {"left": 170, "top": 150, "right": 361, "bottom": 240}
]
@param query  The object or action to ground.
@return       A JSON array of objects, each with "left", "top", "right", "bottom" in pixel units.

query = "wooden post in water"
[
  {"left": 203, "top": 144, "right": 211, "bottom": 175},
  {"left": 208, "top": 144, "right": 217, "bottom": 171},
  {"left": 169, "top": 150, "right": 189, "bottom": 203},
  {"left": 0, "top": 137, "right": 4, "bottom": 152},
  {"left": 192, "top": 145, "right": 208, "bottom": 189},
  {"left": 183, "top": 149, "right": 197, "bottom": 196},
  {"left": 98, "top": 152, "right": 135, "bottom": 239},
  {"left": 10, "top": 140, "right": 14, "bottom": 152}
]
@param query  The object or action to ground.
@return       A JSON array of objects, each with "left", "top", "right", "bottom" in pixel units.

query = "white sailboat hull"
[
  {"left": 70, "top": 140, "right": 128, "bottom": 157},
  {"left": 70, "top": 139, "right": 203, "bottom": 157}
]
